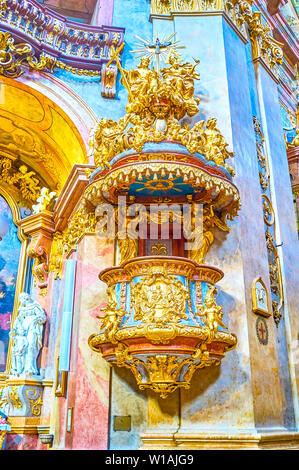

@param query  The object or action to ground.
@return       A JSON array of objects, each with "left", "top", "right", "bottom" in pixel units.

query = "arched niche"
[
  {"left": 0, "top": 75, "right": 90, "bottom": 195},
  {"left": 0, "top": 188, "right": 25, "bottom": 373}
]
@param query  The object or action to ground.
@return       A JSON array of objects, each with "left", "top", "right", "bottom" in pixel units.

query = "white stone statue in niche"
[{"left": 9, "top": 293, "right": 46, "bottom": 376}]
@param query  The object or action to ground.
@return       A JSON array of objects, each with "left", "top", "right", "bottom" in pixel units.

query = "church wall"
[
  {"left": 61, "top": 235, "right": 113, "bottom": 449},
  {"left": 223, "top": 18, "right": 285, "bottom": 430},
  {"left": 46, "top": 275, "right": 67, "bottom": 450},
  {"left": 172, "top": 14, "right": 256, "bottom": 434},
  {"left": 109, "top": 367, "right": 148, "bottom": 450},
  {"left": 244, "top": 41, "right": 297, "bottom": 431},
  {"left": 5, "top": 433, "right": 47, "bottom": 450},
  {"left": 254, "top": 64, "right": 299, "bottom": 428}
]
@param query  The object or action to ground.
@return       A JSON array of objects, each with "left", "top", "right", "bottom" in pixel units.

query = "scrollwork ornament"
[
  {"left": 253, "top": 116, "right": 283, "bottom": 326},
  {"left": 262, "top": 194, "right": 275, "bottom": 226},
  {"left": 25, "top": 389, "right": 43, "bottom": 416},
  {"left": 0, "top": 157, "right": 42, "bottom": 202}
]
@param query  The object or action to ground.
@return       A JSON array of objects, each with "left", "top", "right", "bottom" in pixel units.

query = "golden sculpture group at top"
[
  {"left": 89, "top": 53, "right": 234, "bottom": 175},
  {"left": 87, "top": 43, "right": 240, "bottom": 399}
]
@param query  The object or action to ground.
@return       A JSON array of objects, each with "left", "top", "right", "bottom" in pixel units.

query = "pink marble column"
[{"left": 63, "top": 235, "right": 114, "bottom": 450}]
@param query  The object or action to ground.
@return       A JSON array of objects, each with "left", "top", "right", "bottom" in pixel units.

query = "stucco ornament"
[
  {"left": 32, "top": 187, "right": 56, "bottom": 214},
  {"left": 9, "top": 293, "right": 46, "bottom": 377}
]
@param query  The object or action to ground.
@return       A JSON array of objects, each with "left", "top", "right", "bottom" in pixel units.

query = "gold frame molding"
[
  {"left": 252, "top": 276, "right": 271, "bottom": 318},
  {"left": 66, "top": 407, "right": 73, "bottom": 433},
  {"left": 54, "top": 356, "right": 67, "bottom": 398}
]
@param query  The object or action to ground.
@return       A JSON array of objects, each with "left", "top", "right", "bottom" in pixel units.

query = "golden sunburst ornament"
[
  {"left": 134, "top": 175, "right": 188, "bottom": 194},
  {"left": 130, "top": 33, "right": 185, "bottom": 73}
]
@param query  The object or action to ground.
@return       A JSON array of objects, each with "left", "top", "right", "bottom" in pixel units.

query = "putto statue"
[
  {"left": 9, "top": 293, "right": 46, "bottom": 377},
  {"left": 198, "top": 285, "right": 227, "bottom": 335},
  {"left": 89, "top": 40, "right": 234, "bottom": 175},
  {"left": 32, "top": 187, "right": 56, "bottom": 214}
]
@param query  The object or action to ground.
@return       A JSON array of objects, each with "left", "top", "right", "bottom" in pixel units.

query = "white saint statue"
[
  {"left": 32, "top": 187, "right": 56, "bottom": 214},
  {"left": 9, "top": 293, "right": 46, "bottom": 377}
]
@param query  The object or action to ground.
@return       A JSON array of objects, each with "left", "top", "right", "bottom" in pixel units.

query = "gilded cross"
[
  {"left": 130, "top": 33, "right": 184, "bottom": 74},
  {"left": 106, "top": 43, "right": 133, "bottom": 100}
]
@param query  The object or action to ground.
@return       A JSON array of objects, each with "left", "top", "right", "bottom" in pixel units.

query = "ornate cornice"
[
  {"left": 150, "top": 0, "right": 251, "bottom": 39},
  {"left": 0, "top": 0, "right": 124, "bottom": 76},
  {"left": 150, "top": 0, "right": 284, "bottom": 80},
  {"left": 247, "top": 11, "right": 284, "bottom": 79},
  {"left": 19, "top": 211, "right": 55, "bottom": 294},
  {"left": 53, "top": 164, "right": 94, "bottom": 232}
]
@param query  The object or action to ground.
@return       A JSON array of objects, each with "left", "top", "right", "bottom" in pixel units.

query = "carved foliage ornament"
[
  {"left": 48, "top": 205, "right": 97, "bottom": 279},
  {"left": 248, "top": 11, "right": 283, "bottom": 77},
  {"left": 0, "top": 156, "right": 41, "bottom": 202},
  {"left": 0, "top": 31, "right": 55, "bottom": 78},
  {"left": 0, "top": 386, "right": 22, "bottom": 411},
  {"left": 253, "top": 117, "right": 284, "bottom": 325}
]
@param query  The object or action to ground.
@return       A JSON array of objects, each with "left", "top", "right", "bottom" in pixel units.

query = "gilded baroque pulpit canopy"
[{"left": 85, "top": 37, "right": 240, "bottom": 397}]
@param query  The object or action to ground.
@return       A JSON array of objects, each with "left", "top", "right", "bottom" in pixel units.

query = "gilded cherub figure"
[
  {"left": 17, "top": 165, "right": 41, "bottom": 201},
  {"left": 290, "top": 129, "right": 299, "bottom": 147},
  {"left": 203, "top": 118, "right": 233, "bottom": 166},
  {"left": 198, "top": 285, "right": 226, "bottom": 334},
  {"left": 89, "top": 118, "right": 128, "bottom": 170},
  {"left": 100, "top": 286, "right": 126, "bottom": 344},
  {"left": 32, "top": 187, "right": 56, "bottom": 214}
]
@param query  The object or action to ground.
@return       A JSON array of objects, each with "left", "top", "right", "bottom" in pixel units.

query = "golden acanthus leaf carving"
[
  {"left": 0, "top": 31, "right": 54, "bottom": 78},
  {"left": 48, "top": 232, "right": 64, "bottom": 280},
  {"left": 48, "top": 204, "right": 98, "bottom": 279},
  {"left": 0, "top": 157, "right": 41, "bottom": 202}
]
